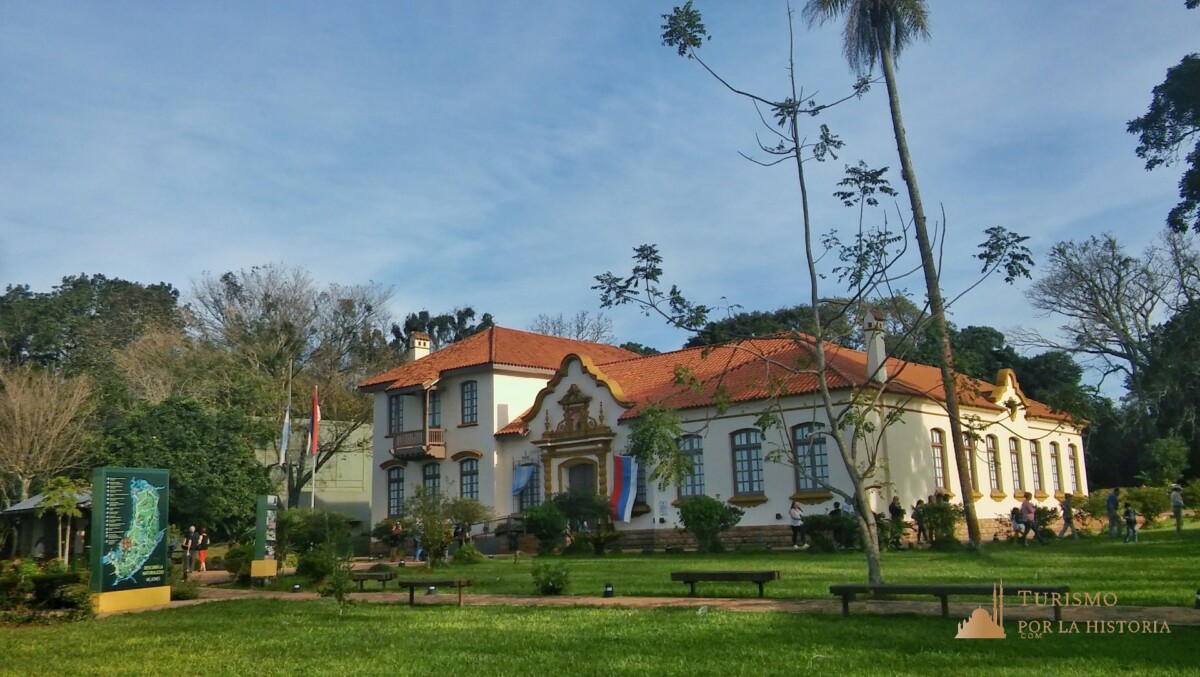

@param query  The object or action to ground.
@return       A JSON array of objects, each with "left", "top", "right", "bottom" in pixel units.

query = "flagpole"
[
  {"left": 310, "top": 385, "right": 320, "bottom": 510},
  {"left": 280, "top": 359, "right": 293, "bottom": 467}
]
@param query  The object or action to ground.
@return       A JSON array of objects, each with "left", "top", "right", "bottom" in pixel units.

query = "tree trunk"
[
  {"left": 879, "top": 43, "right": 980, "bottom": 545},
  {"left": 19, "top": 476, "right": 32, "bottom": 503}
]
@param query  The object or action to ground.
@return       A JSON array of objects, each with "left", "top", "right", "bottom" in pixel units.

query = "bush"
[
  {"left": 451, "top": 543, "right": 484, "bottom": 564},
  {"left": 800, "top": 514, "right": 837, "bottom": 552},
  {"left": 921, "top": 502, "right": 962, "bottom": 544},
  {"left": 676, "top": 495, "right": 744, "bottom": 554},
  {"left": 551, "top": 492, "right": 609, "bottom": 532},
  {"left": 221, "top": 543, "right": 254, "bottom": 583},
  {"left": 1125, "top": 486, "right": 1173, "bottom": 526},
  {"left": 0, "top": 560, "right": 93, "bottom": 623},
  {"left": 277, "top": 508, "right": 353, "bottom": 558},
  {"left": 366, "top": 562, "right": 398, "bottom": 574},
  {"left": 523, "top": 503, "right": 568, "bottom": 555},
  {"left": 297, "top": 543, "right": 342, "bottom": 582},
  {"left": 1184, "top": 480, "right": 1200, "bottom": 521},
  {"left": 317, "top": 554, "right": 355, "bottom": 616},
  {"left": 580, "top": 525, "right": 622, "bottom": 556},
  {"left": 530, "top": 560, "right": 569, "bottom": 595},
  {"left": 168, "top": 562, "right": 200, "bottom": 601}
]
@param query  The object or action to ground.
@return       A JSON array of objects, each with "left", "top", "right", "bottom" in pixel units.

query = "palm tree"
[{"left": 804, "top": 0, "right": 982, "bottom": 544}]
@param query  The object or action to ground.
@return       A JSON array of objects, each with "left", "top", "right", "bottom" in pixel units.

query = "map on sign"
[{"left": 101, "top": 478, "right": 167, "bottom": 585}]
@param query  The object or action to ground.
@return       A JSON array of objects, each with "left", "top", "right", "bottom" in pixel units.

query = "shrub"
[
  {"left": 1033, "top": 506, "right": 1060, "bottom": 540},
  {"left": 366, "top": 562, "right": 398, "bottom": 574},
  {"left": 523, "top": 503, "right": 568, "bottom": 555},
  {"left": 921, "top": 502, "right": 962, "bottom": 544},
  {"left": 168, "top": 562, "right": 200, "bottom": 601},
  {"left": 580, "top": 525, "right": 621, "bottom": 556},
  {"left": 277, "top": 508, "right": 353, "bottom": 558},
  {"left": 1125, "top": 486, "right": 1172, "bottom": 526},
  {"left": 1184, "top": 480, "right": 1200, "bottom": 521},
  {"left": 1078, "top": 491, "right": 1111, "bottom": 523},
  {"left": 530, "top": 560, "right": 569, "bottom": 595},
  {"left": 317, "top": 554, "right": 355, "bottom": 616},
  {"left": 800, "top": 514, "right": 837, "bottom": 552},
  {"left": 451, "top": 543, "right": 484, "bottom": 564},
  {"left": 551, "top": 492, "right": 609, "bottom": 533},
  {"left": 222, "top": 543, "right": 254, "bottom": 583},
  {"left": 297, "top": 543, "right": 342, "bottom": 582},
  {"left": 676, "top": 495, "right": 744, "bottom": 554}
]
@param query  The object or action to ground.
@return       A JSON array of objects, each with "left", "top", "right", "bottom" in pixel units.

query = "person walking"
[
  {"left": 196, "top": 528, "right": 211, "bottom": 572},
  {"left": 183, "top": 526, "right": 198, "bottom": 575},
  {"left": 788, "top": 501, "right": 806, "bottom": 549},
  {"left": 1057, "top": 493, "right": 1079, "bottom": 539},
  {"left": 1170, "top": 485, "right": 1185, "bottom": 534},
  {"left": 1123, "top": 503, "right": 1140, "bottom": 543},
  {"left": 1106, "top": 488, "right": 1122, "bottom": 538},
  {"left": 1020, "top": 492, "right": 1047, "bottom": 545}
]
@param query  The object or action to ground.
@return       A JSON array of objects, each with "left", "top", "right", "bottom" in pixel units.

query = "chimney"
[
  {"left": 864, "top": 311, "right": 887, "bottom": 383},
  {"left": 406, "top": 331, "right": 431, "bottom": 362}
]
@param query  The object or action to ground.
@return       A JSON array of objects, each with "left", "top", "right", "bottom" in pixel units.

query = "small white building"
[{"left": 359, "top": 326, "right": 1087, "bottom": 547}]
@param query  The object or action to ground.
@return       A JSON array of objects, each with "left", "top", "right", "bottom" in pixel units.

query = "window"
[
  {"left": 1049, "top": 443, "right": 1062, "bottom": 493},
  {"left": 931, "top": 429, "right": 948, "bottom": 490},
  {"left": 731, "top": 429, "right": 764, "bottom": 495},
  {"left": 1068, "top": 444, "right": 1080, "bottom": 493},
  {"left": 1008, "top": 438, "right": 1024, "bottom": 492},
  {"left": 461, "top": 381, "right": 478, "bottom": 424},
  {"left": 387, "top": 467, "right": 404, "bottom": 516},
  {"left": 635, "top": 461, "right": 647, "bottom": 506},
  {"left": 388, "top": 394, "right": 404, "bottom": 435},
  {"left": 423, "top": 463, "right": 441, "bottom": 495},
  {"left": 460, "top": 458, "right": 479, "bottom": 500},
  {"left": 516, "top": 463, "right": 542, "bottom": 512},
  {"left": 678, "top": 435, "right": 705, "bottom": 498},
  {"left": 964, "top": 433, "right": 979, "bottom": 492},
  {"left": 428, "top": 390, "right": 441, "bottom": 428},
  {"left": 986, "top": 435, "right": 1002, "bottom": 492},
  {"left": 1029, "top": 441, "right": 1043, "bottom": 493},
  {"left": 793, "top": 423, "right": 829, "bottom": 491}
]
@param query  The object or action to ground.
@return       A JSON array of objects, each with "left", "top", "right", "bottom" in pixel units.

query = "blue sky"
[{"left": 1, "top": 2, "right": 1196, "bottom": 368}]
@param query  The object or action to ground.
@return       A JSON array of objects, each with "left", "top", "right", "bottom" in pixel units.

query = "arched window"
[
  {"left": 792, "top": 423, "right": 829, "bottom": 491},
  {"left": 1068, "top": 444, "right": 1080, "bottom": 493},
  {"left": 1049, "top": 443, "right": 1063, "bottom": 494},
  {"left": 423, "top": 462, "right": 441, "bottom": 495},
  {"left": 678, "top": 435, "right": 705, "bottom": 498},
  {"left": 986, "top": 435, "right": 1003, "bottom": 493},
  {"left": 515, "top": 462, "right": 541, "bottom": 512},
  {"left": 460, "top": 458, "right": 479, "bottom": 500},
  {"left": 1029, "top": 440, "right": 1043, "bottom": 493},
  {"left": 731, "top": 429, "right": 764, "bottom": 495},
  {"left": 388, "top": 394, "right": 404, "bottom": 435},
  {"left": 387, "top": 466, "right": 404, "bottom": 516},
  {"left": 931, "top": 429, "right": 948, "bottom": 490},
  {"left": 1009, "top": 438, "right": 1024, "bottom": 492},
  {"left": 461, "top": 381, "right": 478, "bottom": 424}
]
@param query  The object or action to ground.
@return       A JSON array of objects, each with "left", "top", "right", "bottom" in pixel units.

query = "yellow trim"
[
  {"left": 789, "top": 490, "right": 833, "bottom": 504},
  {"left": 632, "top": 503, "right": 651, "bottom": 516},
  {"left": 250, "top": 560, "right": 278, "bottom": 577},
  {"left": 1034, "top": 491, "right": 1049, "bottom": 501},
  {"left": 728, "top": 494, "right": 769, "bottom": 507},
  {"left": 1054, "top": 491, "right": 1066, "bottom": 501},
  {"left": 971, "top": 491, "right": 984, "bottom": 501},
  {"left": 451, "top": 450, "right": 483, "bottom": 461},
  {"left": 990, "top": 490, "right": 1008, "bottom": 501},
  {"left": 521, "top": 354, "right": 635, "bottom": 428},
  {"left": 94, "top": 586, "right": 170, "bottom": 614}
]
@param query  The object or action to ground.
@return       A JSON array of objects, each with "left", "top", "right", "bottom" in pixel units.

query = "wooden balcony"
[{"left": 390, "top": 427, "right": 446, "bottom": 461}]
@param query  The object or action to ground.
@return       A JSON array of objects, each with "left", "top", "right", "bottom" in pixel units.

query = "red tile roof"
[
  {"left": 358, "top": 327, "right": 641, "bottom": 392},
  {"left": 494, "top": 334, "right": 1078, "bottom": 436}
]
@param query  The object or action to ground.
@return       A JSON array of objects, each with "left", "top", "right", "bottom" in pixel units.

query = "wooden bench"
[
  {"left": 348, "top": 571, "right": 396, "bottom": 590},
  {"left": 394, "top": 579, "right": 474, "bottom": 607},
  {"left": 828, "top": 583, "right": 1070, "bottom": 621},
  {"left": 670, "top": 571, "right": 781, "bottom": 598}
]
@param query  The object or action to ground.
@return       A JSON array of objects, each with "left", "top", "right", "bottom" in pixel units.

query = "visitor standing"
[
  {"left": 196, "top": 528, "right": 211, "bottom": 572},
  {"left": 1123, "top": 503, "right": 1140, "bottom": 543},
  {"left": 788, "top": 500, "right": 806, "bottom": 549},
  {"left": 913, "top": 499, "right": 928, "bottom": 544},
  {"left": 888, "top": 497, "right": 905, "bottom": 547},
  {"left": 1106, "top": 488, "right": 1121, "bottom": 538},
  {"left": 1170, "top": 485, "right": 1185, "bottom": 533},
  {"left": 1057, "top": 493, "right": 1078, "bottom": 539}
]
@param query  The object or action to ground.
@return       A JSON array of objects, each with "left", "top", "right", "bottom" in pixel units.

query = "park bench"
[
  {"left": 394, "top": 578, "right": 474, "bottom": 607},
  {"left": 828, "top": 583, "right": 1070, "bottom": 621},
  {"left": 348, "top": 571, "right": 396, "bottom": 590},
  {"left": 670, "top": 571, "right": 781, "bottom": 598}
]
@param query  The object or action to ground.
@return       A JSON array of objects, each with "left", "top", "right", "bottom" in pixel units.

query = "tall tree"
[
  {"left": 528, "top": 311, "right": 616, "bottom": 344},
  {"left": 391, "top": 307, "right": 494, "bottom": 353},
  {"left": 1128, "top": 48, "right": 1200, "bottom": 233},
  {"left": 0, "top": 365, "right": 96, "bottom": 504},
  {"left": 804, "top": 0, "right": 984, "bottom": 543}
]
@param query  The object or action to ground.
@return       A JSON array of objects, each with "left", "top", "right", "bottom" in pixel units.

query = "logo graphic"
[{"left": 956, "top": 582, "right": 1006, "bottom": 639}]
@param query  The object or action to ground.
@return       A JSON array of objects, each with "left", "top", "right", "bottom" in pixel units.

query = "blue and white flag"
[
  {"left": 611, "top": 455, "right": 638, "bottom": 522},
  {"left": 278, "top": 410, "right": 291, "bottom": 466}
]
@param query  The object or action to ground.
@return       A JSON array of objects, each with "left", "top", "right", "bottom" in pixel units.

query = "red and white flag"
[{"left": 308, "top": 385, "right": 320, "bottom": 456}]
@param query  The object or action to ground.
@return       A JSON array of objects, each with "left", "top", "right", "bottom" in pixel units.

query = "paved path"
[{"left": 127, "top": 580, "right": 1200, "bottom": 627}]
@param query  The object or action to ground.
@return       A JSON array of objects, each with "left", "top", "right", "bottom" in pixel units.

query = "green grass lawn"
[
  {"left": 2, "top": 599, "right": 1195, "bottom": 676},
  {"left": 317, "top": 525, "right": 1198, "bottom": 607}
]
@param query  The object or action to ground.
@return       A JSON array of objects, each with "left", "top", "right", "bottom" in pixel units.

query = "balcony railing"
[{"left": 390, "top": 427, "right": 446, "bottom": 460}]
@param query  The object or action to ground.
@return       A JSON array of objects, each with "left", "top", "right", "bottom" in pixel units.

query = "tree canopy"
[{"left": 1128, "top": 52, "right": 1200, "bottom": 233}]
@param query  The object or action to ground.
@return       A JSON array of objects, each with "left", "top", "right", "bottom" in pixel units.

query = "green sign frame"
[
  {"left": 254, "top": 494, "right": 280, "bottom": 560},
  {"left": 89, "top": 467, "right": 170, "bottom": 593}
]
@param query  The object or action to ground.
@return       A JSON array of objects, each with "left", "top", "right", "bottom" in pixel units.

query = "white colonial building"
[{"left": 359, "top": 326, "right": 1087, "bottom": 547}]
